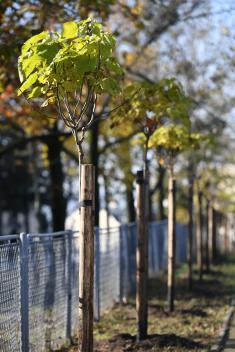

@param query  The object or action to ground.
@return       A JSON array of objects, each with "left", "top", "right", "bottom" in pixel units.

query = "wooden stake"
[
  {"left": 78, "top": 164, "right": 95, "bottom": 352},
  {"left": 208, "top": 201, "right": 213, "bottom": 267},
  {"left": 212, "top": 209, "right": 217, "bottom": 262},
  {"left": 224, "top": 215, "right": 229, "bottom": 253},
  {"left": 136, "top": 170, "right": 148, "bottom": 341},
  {"left": 187, "top": 173, "right": 194, "bottom": 290},
  {"left": 205, "top": 199, "right": 210, "bottom": 272},
  {"left": 167, "top": 170, "right": 176, "bottom": 312},
  {"left": 196, "top": 190, "right": 203, "bottom": 280}
]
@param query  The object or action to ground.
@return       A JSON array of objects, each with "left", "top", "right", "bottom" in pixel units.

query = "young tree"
[
  {"left": 17, "top": 18, "right": 122, "bottom": 352},
  {"left": 149, "top": 125, "right": 199, "bottom": 311},
  {"left": 111, "top": 78, "right": 190, "bottom": 338}
]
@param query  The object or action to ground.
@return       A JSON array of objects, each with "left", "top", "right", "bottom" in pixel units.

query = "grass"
[{"left": 65, "top": 253, "right": 235, "bottom": 351}]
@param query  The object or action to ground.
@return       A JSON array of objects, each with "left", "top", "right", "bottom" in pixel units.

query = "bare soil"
[{"left": 62, "top": 254, "right": 235, "bottom": 352}]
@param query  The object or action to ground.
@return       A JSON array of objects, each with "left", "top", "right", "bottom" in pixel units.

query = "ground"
[{"left": 63, "top": 254, "right": 235, "bottom": 352}]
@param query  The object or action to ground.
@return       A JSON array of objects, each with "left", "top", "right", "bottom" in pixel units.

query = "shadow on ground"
[{"left": 94, "top": 332, "right": 203, "bottom": 351}]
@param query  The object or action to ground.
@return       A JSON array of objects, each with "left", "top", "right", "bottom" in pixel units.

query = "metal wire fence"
[
  {"left": 0, "top": 221, "right": 188, "bottom": 351},
  {"left": 0, "top": 236, "right": 21, "bottom": 352}
]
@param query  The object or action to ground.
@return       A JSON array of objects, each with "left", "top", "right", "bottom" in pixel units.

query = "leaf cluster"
[
  {"left": 111, "top": 78, "right": 191, "bottom": 135},
  {"left": 149, "top": 124, "right": 202, "bottom": 154},
  {"left": 18, "top": 19, "right": 123, "bottom": 105}
]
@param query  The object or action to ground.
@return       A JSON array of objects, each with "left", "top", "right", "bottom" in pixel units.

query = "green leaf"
[
  {"left": 62, "top": 22, "right": 78, "bottom": 39},
  {"left": 75, "top": 55, "right": 97, "bottom": 73},
  {"left": 17, "top": 72, "right": 38, "bottom": 95},
  {"left": 106, "top": 58, "right": 123, "bottom": 75},
  {"left": 28, "top": 86, "right": 42, "bottom": 98},
  {"left": 22, "top": 32, "right": 49, "bottom": 54},
  {"left": 22, "top": 54, "right": 42, "bottom": 78},
  {"left": 102, "top": 77, "right": 119, "bottom": 95},
  {"left": 35, "top": 42, "right": 62, "bottom": 63}
]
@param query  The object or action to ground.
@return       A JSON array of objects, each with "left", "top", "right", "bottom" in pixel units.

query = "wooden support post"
[
  {"left": 136, "top": 170, "right": 148, "bottom": 341},
  {"left": 196, "top": 190, "right": 203, "bottom": 280},
  {"left": 224, "top": 215, "right": 229, "bottom": 253},
  {"left": 167, "top": 171, "right": 176, "bottom": 312},
  {"left": 187, "top": 173, "right": 194, "bottom": 290},
  {"left": 208, "top": 202, "right": 213, "bottom": 267},
  {"left": 205, "top": 199, "right": 210, "bottom": 273},
  {"left": 78, "top": 164, "right": 95, "bottom": 352},
  {"left": 212, "top": 209, "right": 217, "bottom": 262}
]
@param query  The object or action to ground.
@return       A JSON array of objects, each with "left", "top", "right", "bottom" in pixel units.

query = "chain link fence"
[
  {"left": 0, "top": 221, "right": 188, "bottom": 351},
  {"left": 0, "top": 236, "right": 21, "bottom": 352}
]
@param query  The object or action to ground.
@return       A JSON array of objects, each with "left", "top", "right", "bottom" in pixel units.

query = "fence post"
[
  {"left": 66, "top": 230, "right": 72, "bottom": 342},
  {"left": 78, "top": 164, "right": 95, "bottom": 352},
  {"left": 94, "top": 227, "right": 100, "bottom": 321},
  {"left": 20, "top": 232, "right": 29, "bottom": 352}
]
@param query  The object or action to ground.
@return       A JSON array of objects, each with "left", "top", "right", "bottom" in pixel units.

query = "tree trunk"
[
  {"left": 31, "top": 141, "right": 47, "bottom": 232},
  {"left": 149, "top": 191, "right": 154, "bottom": 221},
  {"left": 187, "top": 172, "right": 194, "bottom": 290},
  {"left": 196, "top": 190, "right": 203, "bottom": 280},
  {"left": 205, "top": 199, "right": 210, "bottom": 272},
  {"left": 212, "top": 209, "right": 217, "bottom": 262},
  {"left": 103, "top": 174, "right": 110, "bottom": 230},
  {"left": 78, "top": 164, "right": 95, "bottom": 352},
  {"left": 167, "top": 167, "right": 176, "bottom": 312},
  {"left": 47, "top": 133, "right": 66, "bottom": 232},
  {"left": 158, "top": 165, "right": 166, "bottom": 221},
  {"left": 23, "top": 198, "right": 30, "bottom": 233},
  {"left": 208, "top": 202, "right": 213, "bottom": 266},
  {"left": 136, "top": 170, "right": 148, "bottom": 341},
  {"left": 224, "top": 215, "right": 229, "bottom": 253},
  {"left": 126, "top": 185, "right": 136, "bottom": 223},
  {"left": 90, "top": 122, "right": 100, "bottom": 227}
]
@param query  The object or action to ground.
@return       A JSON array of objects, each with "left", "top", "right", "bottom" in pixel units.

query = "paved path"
[{"left": 224, "top": 312, "right": 235, "bottom": 351}]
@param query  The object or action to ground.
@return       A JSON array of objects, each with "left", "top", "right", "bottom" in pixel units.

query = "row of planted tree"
[{"left": 17, "top": 19, "right": 232, "bottom": 352}]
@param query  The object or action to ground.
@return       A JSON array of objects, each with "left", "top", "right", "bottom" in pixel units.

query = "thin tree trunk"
[
  {"left": 208, "top": 202, "right": 213, "bottom": 266},
  {"left": 126, "top": 186, "right": 136, "bottom": 223},
  {"left": 158, "top": 165, "right": 166, "bottom": 221},
  {"left": 136, "top": 170, "right": 148, "bottom": 341},
  {"left": 167, "top": 166, "right": 176, "bottom": 312},
  {"left": 187, "top": 171, "right": 194, "bottom": 290},
  {"left": 149, "top": 191, "right": 153, "bottom": 221},
  {"left": 196, "top": 190, "right": 203, "bottom": 280},
  {"left": 103, "top": 174, "right": 110, "bottom": 230},
  {"left": 90, "top": 122, "right": 100, "bottom": 227},
  {"left": 47, "top": 132, "right": 66, "bottom": 232},
  {"left": 212, "top": 209, "right": 217, "bottom": 263},
  {"left": 224, "top": 215, "right": 229, "bottom": 253},
  {"left": 31, "top": 142, "right": 45, "bottom": 232},
  {"left": 205, "top": 199, "right": 210, "bottom": 272},
  {"left": 78, "top": 164, "right": 95, "bottom": 352},
  {"left": 23, "top": 199, "right": 30, "bottom": 233}
]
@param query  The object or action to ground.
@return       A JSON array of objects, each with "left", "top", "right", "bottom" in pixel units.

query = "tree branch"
[{"left": 0, "top": 131, "right": 71, "bottom": 158}]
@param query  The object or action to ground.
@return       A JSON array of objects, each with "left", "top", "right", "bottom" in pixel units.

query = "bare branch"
[
  {"left": 0, "top": 131, "right": 71, "bottom": 158},
  {"left": 99, "top": 130, "right": 138, "bottom": 154}
]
